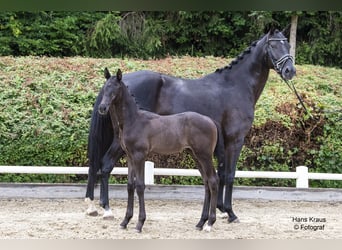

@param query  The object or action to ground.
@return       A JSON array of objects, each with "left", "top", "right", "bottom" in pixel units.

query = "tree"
[{"left": 289, "top": 14, "right": 298, "bottom": 64}]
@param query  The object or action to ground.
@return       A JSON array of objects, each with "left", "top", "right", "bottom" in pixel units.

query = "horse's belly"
[{"left": 150, "top": 139, "right": 187, "bottom": 155}]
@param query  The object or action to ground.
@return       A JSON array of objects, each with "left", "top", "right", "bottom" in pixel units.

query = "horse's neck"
[
  {"left": 114, "top": 85, "right": 139, "bottom": 130},
  {"left": 227, "top": 36, "right": 270, "bottom": 105}
]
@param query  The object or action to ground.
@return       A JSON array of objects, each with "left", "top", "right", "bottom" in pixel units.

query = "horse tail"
[{"left": 87, "top": 86, "right": 114, "bottom": 181}]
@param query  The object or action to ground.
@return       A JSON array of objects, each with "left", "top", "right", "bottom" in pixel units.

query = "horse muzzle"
[
  {"left": 98, "top": 104, "right": 109, "bottom": 115},
  {"left": 281, "top": 60, "right": 296, "bottom": 80}
]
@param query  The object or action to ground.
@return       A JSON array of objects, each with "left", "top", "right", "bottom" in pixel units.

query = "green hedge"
[
  {"left": 0, "top": 11, "right": 341, "bottom": 67},
  {"left": 0, "top": 57, "right": 341, "bottom": 187}
]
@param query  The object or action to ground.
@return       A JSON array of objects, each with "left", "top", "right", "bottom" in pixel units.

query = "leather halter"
[{"left": 267, "top": 37, "right": 293, "bottom": 79}]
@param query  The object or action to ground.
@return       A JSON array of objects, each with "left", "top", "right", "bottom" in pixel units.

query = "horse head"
[
  {"left": 266, "top": 27, "right": 296, "bottom": 80},
  {"left": 98, "top": 68, "right": 123, "bottom": 115}
]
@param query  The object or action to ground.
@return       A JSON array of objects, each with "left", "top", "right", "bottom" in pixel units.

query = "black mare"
[
  {"left": 85, "top": 28, "right": 296, "bottom": 222},
  {"left": 98, "top": 69, "right": 219, "bottom": 232}
]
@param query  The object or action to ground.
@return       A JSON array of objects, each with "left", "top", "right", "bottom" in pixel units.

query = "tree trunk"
[{"left": 290, "top": 15, "right": 298, "bottom": 64}]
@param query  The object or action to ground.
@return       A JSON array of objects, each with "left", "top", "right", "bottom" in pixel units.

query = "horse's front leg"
[
  {"left": 214, "top": 136, "right": 226, "bottom": 214},
  {"left": 216, "top": 161, "right": 226, "bottom": 213},
  {"left": 223, "top": 140, "right": 244, "bottom": 223},
  {"left": 100, "top": 142, "right": 125, "bottom": 219},
  {"left": 134, "top": 158, "right": 146, "bottom": 233},
  {"left": 85, "top": 165, "right": 99, "bottom": 216},
  {"left": 120, "top": 160, "right": 135, "bottom": 229}
]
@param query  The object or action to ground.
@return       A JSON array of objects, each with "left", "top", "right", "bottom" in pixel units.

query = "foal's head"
[
  {"left": 265, "top": 27, "right": 296, "bottom": 80},
  {"left": 98, "top": 68, "right": 123, "bottom": 115}
]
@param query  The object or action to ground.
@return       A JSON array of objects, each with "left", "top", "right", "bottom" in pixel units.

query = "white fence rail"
[{"left": 1, "top": 162, "right": 341, "bottom": 188}]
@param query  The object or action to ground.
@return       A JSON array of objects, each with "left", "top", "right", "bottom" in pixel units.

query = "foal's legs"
[
  {"left": 134, "top": 159, "right": 146, "bottom": 233},
  {"left": 195, "top": 166, "right": 210, "bottom": 230},
  {"left": 206, "top": 173, "right": 218, "bottom": 231},
  {"left": 194, "top": 154, "right": 218, "bottom": 232},
  {"left": 120, "top": 155, "right": 146, "bottom": 233},
  {"left": 120, "top": 163, "right": 135, "bottom": 229}
]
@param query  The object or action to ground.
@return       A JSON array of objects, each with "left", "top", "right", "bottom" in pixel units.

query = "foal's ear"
[
  {"left": 116, "top": 69, "right": 122, "bottom": 81},
  {"left": 104, "top": 68, "right": 111, "bottom": 80}
]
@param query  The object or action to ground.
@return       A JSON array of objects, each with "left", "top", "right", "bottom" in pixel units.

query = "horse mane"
[
  {"left": 215, "top": 38, "right": 260, "bottom": 73},
  {"left": 124, "top": 83, "right": 145, "bottom": 111}
]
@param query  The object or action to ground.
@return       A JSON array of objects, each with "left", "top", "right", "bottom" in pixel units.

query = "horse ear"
[
  {"left": 281, "top": 24, "right": 291, "bottom": 37},
  {"left": 104, "top": 68, "right": 111, "bottom": 80},
  {"left": 269, "top": 26, "right": 276, "bottom": 35},
  {"left": 265, "top": 20, "right": 280, "bottom": 35},
  {"left": 116, "top": 69, "right": 122, "bottom": 81}
]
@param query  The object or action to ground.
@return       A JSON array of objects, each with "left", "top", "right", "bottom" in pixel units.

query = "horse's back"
[{"left": 123, "top": 70, "right": 164, "bottom": 112}]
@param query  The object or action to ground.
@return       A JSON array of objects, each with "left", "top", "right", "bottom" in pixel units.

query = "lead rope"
[
  {"left": 283, "top": 78, "right": 313, "bottom": 119},
  {"left": 266, "top": 38, "right": 312, "bottom": 119}
]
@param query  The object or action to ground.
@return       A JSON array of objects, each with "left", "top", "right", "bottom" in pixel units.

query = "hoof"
[
  {"left": 135, "top": 228, "right": 142, "bottom": 233},
  {"left": 195, "top": 225, "right": 203, "bottom": 231},
  {"left": 86, "top": 209, "right": 99, "bottom": 217},
  {"left": 228, "top": 217, "right": 240, "bottom": 223},
  {"left": 203, "top": 224, "right": 212, "bottom": 232},
  {"left": 102, "top": 209, "right": 114, "bottom": 220},
  {"left": 85, "top": 198, "right": 98, "bottom": 216},
  {"left": 120, "top": 225, "right": 127, "bottom": 230}
]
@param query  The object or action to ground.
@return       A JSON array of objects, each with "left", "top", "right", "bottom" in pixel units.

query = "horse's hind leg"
[
  {"left": 204, "top": 173, "right": 218, "bottom": 232},
  {"left": 194, "top": 155, "right": 218, "bottom": 232},
  {"left": 195, "top": 178, "right": 210, "bottom": 230}
]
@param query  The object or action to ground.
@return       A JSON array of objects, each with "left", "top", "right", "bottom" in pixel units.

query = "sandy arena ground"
[{"left": 0, "top": 198, "right": 340, "bottom": 239}]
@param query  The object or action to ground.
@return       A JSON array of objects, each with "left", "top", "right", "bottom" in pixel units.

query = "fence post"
[
  {"left": 145, "top": 161, "right": 155, "bottom": 185},
  {"left": 296, "top": 166, "right": 309, "bottom": 188}
]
